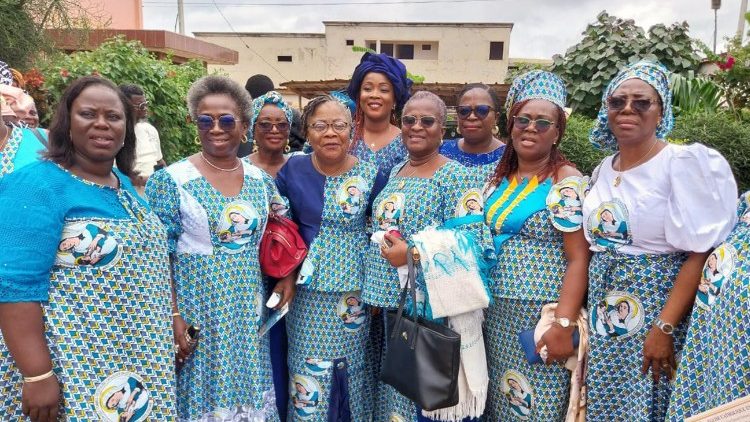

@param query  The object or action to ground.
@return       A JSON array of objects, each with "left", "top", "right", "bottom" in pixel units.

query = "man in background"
[{"left": 120, "top": 83, "right": 166, "bottom": 195}]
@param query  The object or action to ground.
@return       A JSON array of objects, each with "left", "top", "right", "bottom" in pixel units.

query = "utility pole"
[
  {"left": 739, "top": 0, "right": 748, "bottom": 43},
  {"left": 712, "top": 0, "right": 722, "bottom": 54},
  {"left": 177, "top": 0, "right": 185, "bottom": 35}
]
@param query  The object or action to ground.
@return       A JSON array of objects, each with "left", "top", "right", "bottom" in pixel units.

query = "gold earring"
[
  {"left": 284, "top": 140, "right": 291, "bottom": 153},
  {"left": 194, "top": 136, "right": 201, "bottom": 145},
  {"left": 252, "top": 143, "right": 259, "bottom": 153},
  {"left": 241, "top": 134, "right": 249, "bottom": 144},
  {"left": 492, "top": 126, "right": 499, "bottom": 135}
]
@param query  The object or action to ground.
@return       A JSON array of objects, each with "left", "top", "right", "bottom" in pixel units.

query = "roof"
[
  {"left": 194, "top": 32, "right": 325, "bottom": 38},
  {"left": 323, "top": 21, "right": 513, "bottom": 29},
  {"left": 281, "top": 79, "right": 510, "bottom": 106}
]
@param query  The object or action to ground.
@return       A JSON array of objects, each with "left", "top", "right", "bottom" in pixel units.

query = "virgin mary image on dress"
[
  {"left": 588, "top": 200, "right": 632, "bottom": 250},
  {"left": 95, "top": 372, "right": 152, "bottom": 422},
  {"left": 217, "top": 201, "right": 259, "bottom": 253},
  {"left": 56, "top": 221, "right": 121, "bottom": 268}
]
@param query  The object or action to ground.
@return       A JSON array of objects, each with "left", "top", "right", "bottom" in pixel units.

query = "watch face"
[
  {"left": 558, "top": 318, "right": 570, "bottom": 327},
  {"left": 663, "top": 324, "right": 674, "bottom": 334}
]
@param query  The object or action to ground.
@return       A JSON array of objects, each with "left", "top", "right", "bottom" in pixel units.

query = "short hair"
[
  {"left": 46, "top": 76, "right": 136, "bottom": 176},
  {"left": 119, "top": 83, "right": 144, "bottom": 99},
  {"left": 244, "top": 74, "right": 275, "bottom": 99},
  {"left": 300, "top": 95, "right": 353, "bottom": 139},
  {"left": 402, "top": 91, "right": 447, "bottom": 125},
  {"left": 458, "top": 83, "right": 501, "bottom": 112},
  {"left": 187, "top": 75, "right": 253, "bottom": 123}
]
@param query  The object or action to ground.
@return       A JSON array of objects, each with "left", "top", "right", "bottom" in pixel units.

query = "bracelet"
[
  {"left": 23, "top": 370, "right": 55, "bottom": 383},
  {"left": 172, "top": 312, "right": 181, "bottom": 318}
]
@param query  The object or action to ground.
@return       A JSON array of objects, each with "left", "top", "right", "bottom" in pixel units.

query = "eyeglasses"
[
  {"left": 456, "top": 105, "right": 494, "bottom": 120},
  {"left": 607, "top": 96, "right": 658, "bottom": 113},
  {"left": 401, "top": 115, "right": 438, "bottom": 128},
  {"left": 134, "top": 101, "right": 148, "bottom": 111},
  {"left": 309, "top": 121, "right": 350, "bottom": 133},
  {"left": 196, "top": 114, "right": 238, "bottom": 131},
  {"left": 512, "top": 116, "right": 556, "bottom": 133},
  {"left": 257, "top": 121, "right": 290, "bottom": 132}
]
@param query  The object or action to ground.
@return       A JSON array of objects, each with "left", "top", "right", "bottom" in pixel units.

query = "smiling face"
[
  {"left": 607, "top": 79, "right": 662, "bottom": 147},
  {"left": 401, "top": 98, "right": 445, "bottom": 158},
  {"left": 307, "top": 101, "right": 350, "bottom": 164},
  {"left": 254, "top": 104, "right": 289, "bottom": 154},
  {"left": 510, "top": 99, "right": 560, "bottom": 162},
  {"left": 196, "top": 93, "right": 248, "bottom": 159},
  {"left": 359, "top": 72, "right": 394, "bottom": 122},
  {"left": 457, "top": 88, "right": 498, "bottom": 145},
  {"left": 69, "top": 84, "right": 127, "bottom": 165}
]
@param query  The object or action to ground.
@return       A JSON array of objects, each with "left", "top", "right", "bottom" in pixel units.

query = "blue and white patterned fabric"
[
  {"left": 504, "top": 70, "right": 567, "bottom": 118},
  {"left": 0, "top": 126, "right": 46, "bottom": 176},
  {"left": 248, "top": 90, "right": 294, "bottom": 141},
  {"left": 350, "top": 134, "right": 407, "bottom": 178},
  {"left": 439, "top": 138, "right": 504, "bottom": 186},
  {"left": 0, "top": 60, "right": 12, "bottom": 86},
  {"left": 589, "top": 61, "right": 674, "bottom": 151},
  {"left": 146, "top": 159, "right": 285, "bottom": 421},
  {"left": 667, "top": 192, "right": 750, "bottom": 421},
  {"left": 0, "top": 160, "right": 176, "bottom": 420},
  {"left": 482, "top": 175, "right": 587, "bottom": 421}
]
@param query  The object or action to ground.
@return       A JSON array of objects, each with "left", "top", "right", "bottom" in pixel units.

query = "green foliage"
[
  {"left": 551, "top": 11, "right": 701, "bottom": 118},
  {"left": 0, "top": 2, "right": 46, "bottom": 69},
  {"left": 559, "top": 114, "right": 606, "bottom": 175},
  {"left": 40, "top": 36, "right": 206, "bottom": 162},
  {"left": 351, "top": 46, "right": 426, "bottom": 83},
  {"left": 670, "top": 73, "right": 724, "bottom": 115}
]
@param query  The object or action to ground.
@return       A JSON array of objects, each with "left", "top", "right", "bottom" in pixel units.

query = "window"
[
  {"left": 277, "top": 55, "right": 292, "bottom": 62},
  {"left": 368, "top": 42, "right": 377, "bottom": 51},
  {"left": 396, "top": 44, "right": 414, "bottom": 60},
  {"left": 346, "top": 39, "right": 354, "bottom": 46},
  {"left": 422, "top": 44, "right": 431, "bottom": 51},
  {"left": 489, "top": 42, "right": 504, "bottom": 60},
  {"left": 380, "top": 43, "right": 394, "bottom": 56}
]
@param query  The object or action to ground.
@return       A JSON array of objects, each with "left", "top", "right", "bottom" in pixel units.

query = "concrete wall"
[{"left": 79, "top": 0, "right": 143, "bottom": 29}]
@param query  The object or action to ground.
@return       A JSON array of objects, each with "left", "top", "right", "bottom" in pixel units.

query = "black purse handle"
[{"left": 389, "top": 246, "right": 419, "bottom": 350}]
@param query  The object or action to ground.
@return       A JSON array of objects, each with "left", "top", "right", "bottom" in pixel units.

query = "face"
[
  {"left": 457, "top": 88, "right": 497, "bottom": 144},
  {"left": 560, "top": 187, "right": 576, "bottom": 198},
  {"left": 466, "top": 199, "right": 480, "bottom": 210},
  {"left": 385, "top": 202, "right": 394, "bottom": 211},
  {"left": 617, "top": 301, "right": 630, "bottom": 317},
  {"left": 129, "top": 94, "right": 148, "bottom": 120},
  {"left": 22, "top": 104, "right": 39, "bottom": 128},
  {"left": 59, "top": 237, "right": 80, "bottom": 251},
  {"left": 348, "top": 186, "right": 360, "bottom": 196},
  {"left": 607, "top": 79, "right": 662, "bottom": 147},
  {"left": 196, "top": 93, "right": 248, "bottom": 159},
  {"left": 254, "top": 104, "right": 289, "bottom": 154},
  {"left": 708, "top": 253, "right": 718, "bottom": 270},
  {"left": 510, "top": 99, "right": 560, "bottom": 162},
  {"left": 69, "top": 84, "right": 127, "bottom": 165},
  {"left": 229, "top": 212, "right": 246, "bottom": 224},
  {"left": 359, "top": 72, "right": 395, "bottom": 121},
  {"left": 508, "top": 379, "right": 520, "bottom": 391},
  {"left": 307, "top": 101, "right": 351, "bottom": 163},
  {"left": 107, "top": 391, "right": 123, "bottom": 409},
  {"left": 346, "top": 297, "right": 358, "bottom": 306},
  {"left": 401, "top": 98, "right": 445, "bottom": 157},
  {"left": 601, "top": 210, "right": 614, "bottom": 223},
  {"left": 295, "top": 383, "right": 307, "bottom": 394}
]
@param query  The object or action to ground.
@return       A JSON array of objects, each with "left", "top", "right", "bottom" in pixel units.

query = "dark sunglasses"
[
  {"left": 257, "top": 121, "right": 290, "bottom": 132},
  {"left": 401, "top": 115, "right": 438, "bottom": 128},
  {"left": 196, "top": 114, "right": 238, "bottom": 131},
  {"left": 513, "top": 116, "right": 556, "bottom": 133},
  {"left": 456, "top": 105, "right": 494, "bottom": 120},
  {"left": 607, "top": 96, "right": 658, "bottom": 113}
]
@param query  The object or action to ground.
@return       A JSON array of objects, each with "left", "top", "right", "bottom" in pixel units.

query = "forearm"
[
  {"left": 169, "top": 257, "right": 179, "bottom": 313},
  {"left": 0, "top": 303, "right": 53, "bottom": 376},
  {"left": 555, "top": 231, "right": 592, "bottom": 320},
  {"left": 658, "top": 252, "right": 709, "bottom": 325}
]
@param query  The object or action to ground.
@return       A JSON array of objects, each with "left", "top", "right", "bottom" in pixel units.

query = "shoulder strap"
[{"left": 30, "top": 128, "right": 48, "bottom": 148}]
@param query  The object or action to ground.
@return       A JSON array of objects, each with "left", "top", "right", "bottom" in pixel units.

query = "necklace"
[
  {"left": 613, "top": 139, "right": 660, "bottom": 187},
  {"left": 515, "top": 159, "right": 549, "bottom": 181},
  {"left": 200, "top": 152, "right": 241, "bottom": 172},
  {"left": 312, "top": 153, "right": 347, "bottom": 177},
  {"left": 398, "top": 151, "right": 440, "bottom": 189}
]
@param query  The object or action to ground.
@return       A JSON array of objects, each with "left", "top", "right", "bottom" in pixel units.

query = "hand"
[
  {"left": 537, "top": 325, "right": 576, "bottom": 364},
  {"left": 273, "top": 275, "right": 296, "bottom": 310},
  {"left": 381, "top": 233, "right": 408, "bottom": 267},
  {"left": 21, "top": 375, "right": 60, "bottom": 422},
  {"left": 173, "top": 315, "right": 193, "bottom": 369},
  {"left": 642, "top": 326, "right": 676, "bottom": 383}
]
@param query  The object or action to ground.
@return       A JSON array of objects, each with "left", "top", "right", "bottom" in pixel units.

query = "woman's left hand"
[
  {"left": 273, "top": 274, "right": 296, "bottom": 310},
  {"left": 641, "top": 326, "right": 676, "bottom": 383},
  {"left": 381, "top": 233, "right": 408, "bottom": 267}
]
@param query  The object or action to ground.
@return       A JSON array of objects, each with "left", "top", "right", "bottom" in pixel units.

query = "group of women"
[{"left": 0, "top": 51, "right": 746, "bottom": 422}]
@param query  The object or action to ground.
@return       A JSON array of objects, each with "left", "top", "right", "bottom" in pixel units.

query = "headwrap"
[
  {"left": 0, "top": 61, "right": 12, "bottom": 86},
  {"left": 10, "top": 68, "right": 24, "bottom": 89},
  {"left": 346, "top": 52, "right": 413, "bottom": 112},
  {"left": 504, "top": 70, "right": 567, "bottom": 119},
  {"left": 589, "top": 61, "right": 673, "bottom": 151},
  {"left": 330, "top": 89, "right": 356, "bottom": 116},
  {"left": 248, "top": 90, "right": 293, "bottom": 140}
]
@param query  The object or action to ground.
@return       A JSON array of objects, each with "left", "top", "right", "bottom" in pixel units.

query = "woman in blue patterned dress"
[
  {"left": 666, "top": 191, "right": 750, "bottom": 420},
  {"left": 276, "top": 95, "right": 384, "bottom": 421},
  {"left": 440, "top": 83, "right": 505, "bottom": 183},
  {"left": 146, "top": 75, "right": 295, "bottom": 421},
  {"left": 482, "top": 70, "right": 591, "bottom": 421},
  {"left": 0, "top": 94, "right": 46, "bottom": 176},
  {"left": 582, "top": 61, "right": 737, "bottom": 421},
  {"left": 363, "top": 91, "right": 493, "bottom": 421},
  {"left": 0, "top": 76, "right": 175, "bottom": 421},
  {"left": 346, "top": 52, "right": 412, "bottom": 175}
]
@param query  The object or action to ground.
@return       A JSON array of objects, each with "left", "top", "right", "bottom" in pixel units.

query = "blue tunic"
[
  {"left": 439, "top": 138, "right": 504, "bottom": 186},
  {"left": 0, "top": 126, "right": 46, "bottom": 176},
  {"left": 350, "top": 134, "right": 407, "bottom": 177}
]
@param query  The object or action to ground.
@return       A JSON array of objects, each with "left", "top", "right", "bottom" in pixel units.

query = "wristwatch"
[
  {"left": 654, "top": 318, "right": 675, "bottom": 335},
  {"left": 554, "top": 317, "right": 577, "bottom": 328}
]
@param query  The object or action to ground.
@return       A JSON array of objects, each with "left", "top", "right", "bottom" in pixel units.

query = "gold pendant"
[{"left": 613, "top": 175, "right": 621, "bottom": 187}]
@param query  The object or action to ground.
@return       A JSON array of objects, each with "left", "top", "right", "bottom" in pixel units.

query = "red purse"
[{"left": 259, "top": 214, "right": 308, "bottom": 278}]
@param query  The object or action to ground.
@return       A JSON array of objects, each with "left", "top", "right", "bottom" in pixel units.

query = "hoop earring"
[
  {"left": 194, "top": 136, "right": 201, "bottom": 146},
  {"left": 241, "top": 134, "right": 249, "bottom": 144},
  {"left": 284, "top": 140, "right": 291, "bottom": 153},
  {"left": 492, "top": 126, "right": 499, "bottom": 135}
]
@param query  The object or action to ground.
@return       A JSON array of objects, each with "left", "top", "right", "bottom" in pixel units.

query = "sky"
[{"left": 141, "top": 0, "right": 748, "bottom": 59}]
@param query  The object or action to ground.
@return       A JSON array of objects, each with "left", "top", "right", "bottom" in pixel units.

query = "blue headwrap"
[
  {"left": 0, "top": 61, "right": 12, "bottom": 86},
  {"left": 346, "top": 52, "right": 413, "bottom": 112},
  {"left": 504, "top": 70, "right": 567, "bottom": 118},
  {"left": 589, "top": 61, "right": 673, "bottom": 151},
  {"left": 248, "top": 90, "right": 294, "bottom": 140},
  {"left": 330, "top": 90, "right": 356, "bottom": 116}
]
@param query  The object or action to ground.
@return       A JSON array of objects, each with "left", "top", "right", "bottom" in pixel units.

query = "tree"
[{"left": 551, "top": 11, "right": 702, "bottom": 117}]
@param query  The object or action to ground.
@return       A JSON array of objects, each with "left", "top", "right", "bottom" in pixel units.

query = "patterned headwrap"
[
  {"left": 330, "top": 90, "right": 356, "bottom": 116},
  {"left": 0, "top": 61, "right": 13, "bottom": 86},
  {"left": 589, "top": 61, "right": 673, "bottom": 151},
  {"left": 347, "top": 52, "right": 413, "bottom": 112},
  {"left": 504, "top": 70, "right": 567, "bottom": 119},
  {"left": 248, "top": 90, "right": 293, "bottom": 140}
]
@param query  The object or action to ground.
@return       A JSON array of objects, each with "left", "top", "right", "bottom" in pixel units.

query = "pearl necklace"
[{"left": 200, "top": 152, "right": 241, "bottom": 172}]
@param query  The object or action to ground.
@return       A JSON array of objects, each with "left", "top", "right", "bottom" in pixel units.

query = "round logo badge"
[
  {"left": 56, "top": 221, "right": 122, "bottom": 269},
  {"left": 587, "top": 199, "right": 632, "bottom": 251},
  {"left": 590, "top": 291, "right": 645, "bottom": 339},
  {"left": 501, "top": 369, "right": 534, "bottom": 420},
  {"left": 337, "top": 291, "right": 367, "bottom": 331},
  {"left": 217, "top": 201, "right": 260, "bottom": 253},
  {"left": 696, "top": 243, "right": 738, "bottom": 310},
  {"left": 456, "top": 189, "right": 484, "bottom": 217},
  {"left": 375, "top": 193, "right": 405, "bottom": 231},
  {"left": 291, "top": 374, "right": 321, "bottom": 419},
  {"left": 338, "top": 177, "right": 368, "bottom": 218},
  {"left": 94, "top": 371, "right": 152, "bottom": 422}
]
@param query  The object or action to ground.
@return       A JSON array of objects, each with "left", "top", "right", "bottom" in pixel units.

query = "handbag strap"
[{"left": 389, "top": 247, "right": 419, "bottom": 349}]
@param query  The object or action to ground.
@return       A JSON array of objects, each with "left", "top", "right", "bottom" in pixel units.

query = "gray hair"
[
  {"left": 403, "top": 91, "right": 447, "bottom": 126},
  {"left": 187, "top": 75, "right": 253, "bottom": 122},
  {"left": 301, "top": 95, "right": 353, "bottom": 139}
]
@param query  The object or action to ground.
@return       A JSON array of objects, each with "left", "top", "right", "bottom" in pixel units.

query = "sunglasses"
[
  {"left": 456, "top": 105, "right": 494, "bottom": 120},
  {"left": 196, "top": 114, "right": 238, "bottom": 131},
  {"left": 512, "top": 116, "right": 556, "bottom": 133},
  {"left": 401, "top": 115, "right": 438, "bottom": 128},
  {"left": 607, "top": 96, "right": 658, "bottom": 113},
  {"left": 309, "top": 120, "right": 349, "bottom": 134},
  {"left": 257, "top": 121, "right": 290, "bottom": 132}
]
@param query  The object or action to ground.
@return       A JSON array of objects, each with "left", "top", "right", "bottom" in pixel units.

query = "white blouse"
[{"left": 582, "top": 143, "right": 737, "bottom": 255}]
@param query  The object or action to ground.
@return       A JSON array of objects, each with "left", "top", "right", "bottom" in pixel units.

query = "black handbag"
[{"left": 380, "top": 248, "right": 461, "bottom": 411}]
